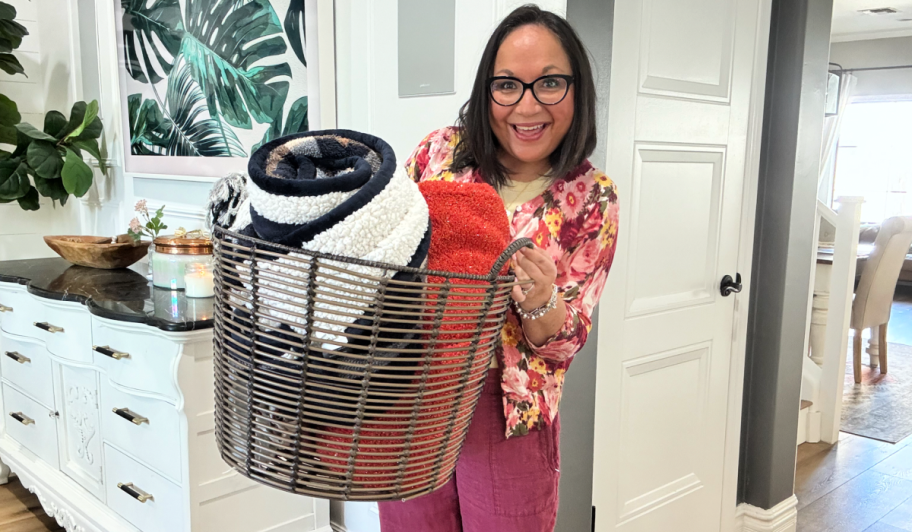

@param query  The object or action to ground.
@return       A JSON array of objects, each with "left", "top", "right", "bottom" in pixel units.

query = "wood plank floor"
[
  {"left": 0, "top": 477, "right": 61, "bottom": 532},
  {"left": 797, "top": 432, "right": 912, "bottom": 531},
  {"left": 797, "top": 287, "right": 912, "bottom": 531}
]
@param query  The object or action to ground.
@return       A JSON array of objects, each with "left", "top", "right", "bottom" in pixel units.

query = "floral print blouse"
[{"left": 406, "top": 127, "right": 619, "bottom": 438}]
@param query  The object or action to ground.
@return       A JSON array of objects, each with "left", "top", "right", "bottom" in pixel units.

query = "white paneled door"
[{"left": 593, "top": 0, "right": 769, "bottom": 531}]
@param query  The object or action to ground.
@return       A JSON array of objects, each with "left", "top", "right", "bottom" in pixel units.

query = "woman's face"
[{"left": 490, "top": 24, "right": 575, "bottom": 175}]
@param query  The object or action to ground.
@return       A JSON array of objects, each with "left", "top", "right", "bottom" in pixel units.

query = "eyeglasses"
[{"left": 488, "top": 75, "right": 574, "bottom": 106}]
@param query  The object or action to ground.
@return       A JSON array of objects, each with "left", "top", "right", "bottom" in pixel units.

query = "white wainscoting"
[
  {"left": 127, "top": 174, "right": 214, "bottom": 234},
  {"left": 144, "top": 201, "right": 208, "bottom": 235}
]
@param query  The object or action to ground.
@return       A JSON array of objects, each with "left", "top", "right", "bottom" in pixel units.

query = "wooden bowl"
[{"left": 44, "top": 235, "right": 152, "bottom": 270}]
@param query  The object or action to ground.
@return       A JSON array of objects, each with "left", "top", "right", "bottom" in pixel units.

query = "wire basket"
[{"left": 211, "top": 225, "right": 530, "bottom": 501}]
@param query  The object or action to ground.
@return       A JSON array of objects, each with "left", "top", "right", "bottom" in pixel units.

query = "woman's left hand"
[{"left": 511, "top": 245, "right": 557, "bottom": 311}]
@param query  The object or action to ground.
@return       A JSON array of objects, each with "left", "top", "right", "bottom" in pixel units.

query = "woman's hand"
[
  {"left": 510, "top": 245, "right": 565, "bottom": 346},
  {"left": 511, "top": 246, "right": 557, "bottom": 311}
]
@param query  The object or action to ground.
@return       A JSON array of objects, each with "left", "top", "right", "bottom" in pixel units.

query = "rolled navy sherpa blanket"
[
  {"left": 245, "top": 130, "right": 430, "bottom": 256},
  {"left": 210, "top": 130, "right": 431, "bottom": 386}
]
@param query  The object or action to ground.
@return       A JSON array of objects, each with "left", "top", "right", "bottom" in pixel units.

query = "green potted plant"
[
  {"left": 127, "top": 199, "right": 168, "bottom": 242},
  {"left": 0, "top": 1, "right": 107, "bottom": 211}
]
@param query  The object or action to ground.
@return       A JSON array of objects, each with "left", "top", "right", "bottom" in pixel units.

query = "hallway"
[{"left": 797, "top": 288, "right": 912, "bottom": 531}]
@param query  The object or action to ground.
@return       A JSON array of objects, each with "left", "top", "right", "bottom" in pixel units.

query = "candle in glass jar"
[
  {"left": 152, "top": 250, "right": 195, "bottom": 289},
  {"left": 151, "top": 233, "right": 213, "bottom": 289},
  {"left": 184, "top": 263, "right": 214, "bottom": 298}
]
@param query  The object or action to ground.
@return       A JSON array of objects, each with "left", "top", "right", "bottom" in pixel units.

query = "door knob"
[{"left": 720, "top": 274, "right": 742, "bottom": 297}]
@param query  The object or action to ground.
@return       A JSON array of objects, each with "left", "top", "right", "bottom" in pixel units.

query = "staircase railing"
[{"left": 801, "top": 196, "right": 863, "bottom": 445}]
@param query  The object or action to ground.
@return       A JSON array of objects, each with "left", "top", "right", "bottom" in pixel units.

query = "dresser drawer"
[
  {"left": 31, "top": 300, "right": 93, "bottom": 363},
  {"left": 3, "top": 383, "right": 59, "bottom": 468},
  {"left": 92, "top": 319, "right": 179, "bottom": 400},
  {"left": 0, "top": 286, "right": 43, "bottom": 339},
  {"left": 104, "top": 444, "right": 183, "bottom": 532},
  {"left": 0, "top": 332, "right": 54, "bottom": 408},
  {"left": 100, "top": 378, "right": 181, "bottom": 483}
]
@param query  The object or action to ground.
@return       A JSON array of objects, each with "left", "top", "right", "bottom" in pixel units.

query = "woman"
[{"left": 379, "top": 5, "right": 618, "bottom": 531}]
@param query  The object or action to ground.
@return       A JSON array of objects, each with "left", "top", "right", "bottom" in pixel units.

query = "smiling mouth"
[{"left": 511, "top": 123, "right": 549, "bottom": 140}]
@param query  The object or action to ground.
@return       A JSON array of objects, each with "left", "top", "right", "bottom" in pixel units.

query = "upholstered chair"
[{"left": 851, "top": 216, "right": 912, "bottom": 383}]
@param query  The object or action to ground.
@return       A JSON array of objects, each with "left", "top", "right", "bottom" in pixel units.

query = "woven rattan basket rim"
[{"left": 213, "top": 225, "right": 527, "bottom": 282}]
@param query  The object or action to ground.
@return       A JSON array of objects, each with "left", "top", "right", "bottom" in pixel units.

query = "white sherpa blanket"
[{"left": 210, "top": 130, "right": 430, "bottom": 348}]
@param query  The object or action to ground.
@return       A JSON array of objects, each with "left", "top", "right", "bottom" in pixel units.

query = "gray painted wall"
[
  {"left": 738, "top": 0, "right": 832, "bottom": 510},
  {"left": 555, "top": 311, "right": 599, "bottom": 532},
  {"left": 556, "top": 2, "right": 613, "bottom": 532},
  {"left": 567, "top": 0, "right": 613, "bottom": 170},
  {"left": 830, "top": 36, "right": 912, "bottom": 97}
]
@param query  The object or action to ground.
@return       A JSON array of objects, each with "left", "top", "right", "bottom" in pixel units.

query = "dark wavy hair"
[{"left": 451, "top": 4, "right": 596, "bottom": 189}]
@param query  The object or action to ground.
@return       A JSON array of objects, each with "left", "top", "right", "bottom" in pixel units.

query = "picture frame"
[
  {"left": 112, "top": 0, "right": 336, "bottom": 180},
  {"left": 83, "top": 0, "right": 336, "bottom": 231}
]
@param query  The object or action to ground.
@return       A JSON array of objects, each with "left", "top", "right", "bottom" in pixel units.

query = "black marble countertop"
[{"left": 0, "top": 258, "right": 213, "bottom": 332}]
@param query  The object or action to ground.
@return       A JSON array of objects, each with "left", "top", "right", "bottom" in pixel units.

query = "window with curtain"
[{"left": 833, "top": 100, "right": 912, "bottom": 223}]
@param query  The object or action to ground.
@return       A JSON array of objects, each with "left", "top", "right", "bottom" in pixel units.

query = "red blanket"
[{"left": 320, "top": 181, "right": 511, "bottom": 492}]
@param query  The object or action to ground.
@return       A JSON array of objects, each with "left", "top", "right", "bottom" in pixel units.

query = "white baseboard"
[{"left": 736, "top": 496, "right": 798, "bottom": 532}]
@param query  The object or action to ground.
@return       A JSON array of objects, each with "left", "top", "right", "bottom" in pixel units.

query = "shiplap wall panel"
[
  {"left": 0, "top": 0, "right": 80, "bottom": 261},
  {"left": 5, "top": 0, "right": 36, "bottom": 20}
]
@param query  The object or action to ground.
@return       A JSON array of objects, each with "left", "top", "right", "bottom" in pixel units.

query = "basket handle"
[{"left": 488, "top": 238, "right": 534, "bottom": 280}]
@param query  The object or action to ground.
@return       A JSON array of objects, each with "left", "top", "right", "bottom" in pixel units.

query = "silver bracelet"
[{"left": 515, "top": 285, "right": 559, "bottom": 321}]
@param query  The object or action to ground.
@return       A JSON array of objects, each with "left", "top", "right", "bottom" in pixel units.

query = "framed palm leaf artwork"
[{"left": 116, "top": 0, "right": 323, "bottom": 178}]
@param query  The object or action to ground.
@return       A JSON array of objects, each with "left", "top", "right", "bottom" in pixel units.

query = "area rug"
[{"left": 841, "top": 342, "right": 912, "bottom": 443}]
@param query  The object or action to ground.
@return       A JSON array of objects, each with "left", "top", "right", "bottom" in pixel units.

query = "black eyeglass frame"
[{"left": 487, "top": 74, "right": 575, "bottom": 106}]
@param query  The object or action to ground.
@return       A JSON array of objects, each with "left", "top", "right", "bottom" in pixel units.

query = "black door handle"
[{"left": 721, "top": 274, "right": 742, "bottom": 297}]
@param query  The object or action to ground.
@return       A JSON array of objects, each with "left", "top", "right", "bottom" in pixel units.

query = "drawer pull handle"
[
  {"left": 4, "top": 351, "right": 29, "bottom": 364},
  {"left": 33, "top": 322, "right": 63, "bottom": 334},
  {"left": 117, "top": 482, "right": 154, "bottom": 503},
  {"left": 92, "top": 345, "right": 130, "bottom": 360},
  {"left": 113, "top": 408, "right": 149, "bottom": 425},
  {"left": 0, "top": 304, "right": 11, "bottom": 312},
  {"left": 9, "top": 412, "right": 34, "bottom": 426}
]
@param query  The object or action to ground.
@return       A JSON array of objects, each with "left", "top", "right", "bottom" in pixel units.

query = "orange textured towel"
[{"left": 320, "top": 181, "right": 512, "bottom": 490}]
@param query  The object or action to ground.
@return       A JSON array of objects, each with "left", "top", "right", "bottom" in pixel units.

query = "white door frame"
[{"left": 719, "top": 0, "right": 774, "bottom": 529}]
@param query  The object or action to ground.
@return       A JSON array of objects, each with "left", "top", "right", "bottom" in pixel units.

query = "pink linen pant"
[{"left": 378, "top": 368, "right": 561, "bottom": 532}]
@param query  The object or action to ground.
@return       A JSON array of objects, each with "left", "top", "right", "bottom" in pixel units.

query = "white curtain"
[{"left": 818, "top": 73, "right": 857, "bottom": 204}]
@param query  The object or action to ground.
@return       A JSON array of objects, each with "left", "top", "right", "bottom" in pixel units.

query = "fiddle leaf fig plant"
[
  {"left": 0, "top": 3, "right": 27, "bottom": 78},
  {"left": 0, "top": 1, "right": 107, "bottom": 211}
]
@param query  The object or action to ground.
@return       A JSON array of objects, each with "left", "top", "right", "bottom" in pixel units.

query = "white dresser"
[{"left": 0, "top": 259, "right": 331, "bottom": 532}]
